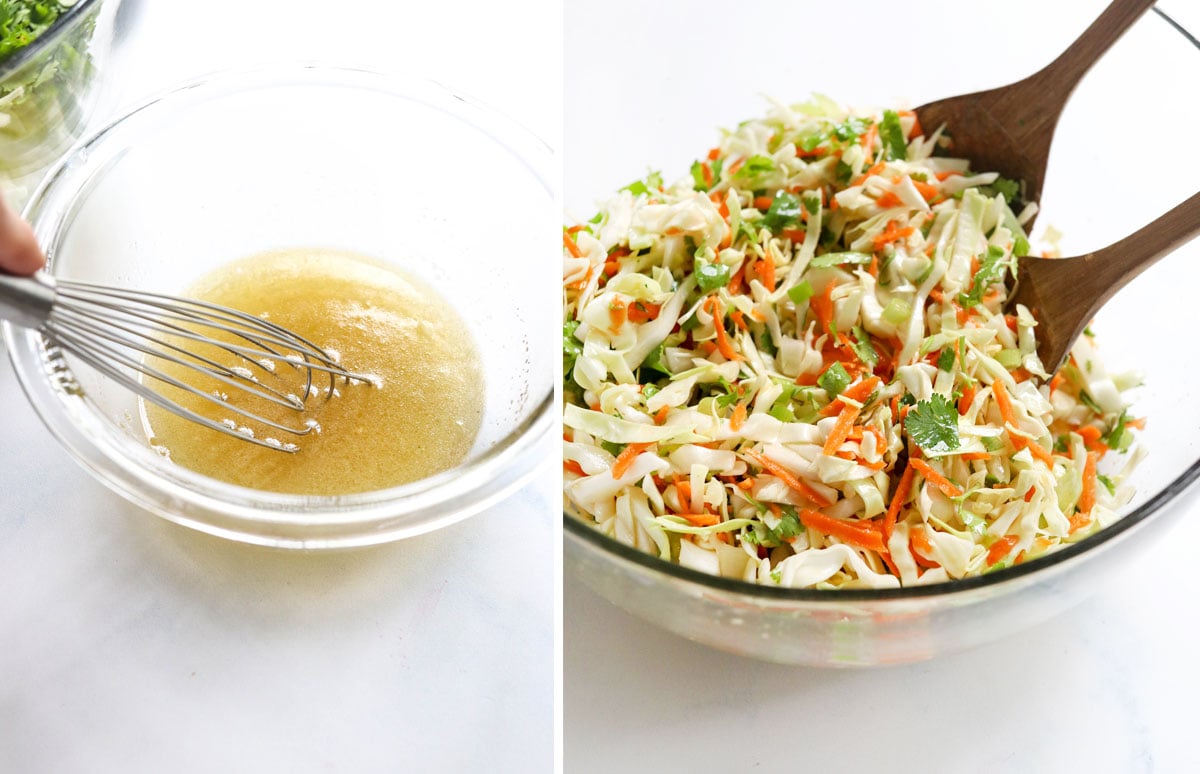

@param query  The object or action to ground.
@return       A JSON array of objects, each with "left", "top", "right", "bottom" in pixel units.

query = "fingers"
[{"left": 0, "top": 195, "right": 44, "bottom": 275}]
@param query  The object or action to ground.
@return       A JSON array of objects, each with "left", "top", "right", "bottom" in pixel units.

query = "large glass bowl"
[
  {"left": 564, "top": 1, "right": 1200, "bottom": 665},
  {"left": 5, "top": 65, "right": 555, "bottom": 549},
  {"left": 0, "top": 0, "right": 119, "bottom": 207}
]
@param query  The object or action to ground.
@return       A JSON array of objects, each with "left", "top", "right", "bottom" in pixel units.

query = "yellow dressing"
[{"left": 141, "top": 247, "right": 483, "bottom": 495}]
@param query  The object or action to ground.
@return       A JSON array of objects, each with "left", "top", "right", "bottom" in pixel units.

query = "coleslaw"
[{"left": 563, "top": 96, "right": 1144, "bottom": 589}]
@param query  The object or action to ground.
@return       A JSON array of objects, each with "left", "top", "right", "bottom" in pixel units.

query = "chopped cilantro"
[
  {"left": 1097, "top": 474, "right": 1116, "bottom": 496},
  {"left": 989, "top": 176, "right": 1020, "bottom": 204},
  {"left": 936, "top": 347, "right": 957, "bottom": 372},
  {"left": 817, "top": 362, "right": 851, "bottom": 395},
  {"left": 734, "top": 154, "right": 776, "bottom": 183},
  {"left": 689, "top": 157, "right": 723, "bottom": 192},
  {"left": 641, "top": 342, "right": 670, "bottom": 375},
  {"left": 787, "top": 280, "right": 814, "bottom": 307},
  {"left": 878, "top": 109, "right": 908, "bottom": 161},
  {"left": 1103, "top": 410, "right": 1132, "bottom": 451},
  {"left": 696, "top": 260, "right": 732, "bottom": 292},
  {"left": 834, "top": 160, "right": 854, "bottom": 185},
  {"left": 905, "top": 394, "right": 961, "bottom": 453},
  {"left": 833, "top": 116, "right": 870, "bottom": 141},
  {"left": 851, "top": 326, "right": 879, "bottom": 368},
  {"left": 958, "top": 245, "right": 1009, "bottom": 308},
  {"left": 757, "top": 330, "right": 778, "bottom": 357},
  {"left": 771, "top": 506, "right": 804, "bottom": 541},
  {"left": 563, "top": 320, "right": 582, "bottom": 375},
  {"left": 762, "top": 191, "right": 803, "bottom": 233},
  {"left": 600, "top": 440, "right": 624, "bottom": 456},
  {"left": 808, "top": 251, "right": 872, "bottom": 269}
]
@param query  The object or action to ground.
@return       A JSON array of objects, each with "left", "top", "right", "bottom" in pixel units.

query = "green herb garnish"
[
  {"left": 906, "top": 394, "right": 961, "bottom": 453},
  {"left": 878, "top": 109, "right": 908, "bottom": 161}
]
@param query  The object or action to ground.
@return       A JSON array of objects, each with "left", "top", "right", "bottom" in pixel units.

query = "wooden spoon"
[
  {"left": 915, "top": 0, "right": 1155, "bottom": 207},
  {"left": 1008, "top": 191, "right": 1200, "bottom": 373}
]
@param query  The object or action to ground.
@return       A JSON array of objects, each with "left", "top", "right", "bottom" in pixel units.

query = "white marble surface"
[
  {"left": 564, "top": 1, "right": 1200, "bottom": 771},
  {"left": 1, "top": 1, "right": 557, "bottom": 772}
]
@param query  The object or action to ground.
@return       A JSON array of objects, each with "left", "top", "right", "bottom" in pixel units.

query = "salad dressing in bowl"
[{"left": 142, "top": 247, "right": 484, "bottom": 495}]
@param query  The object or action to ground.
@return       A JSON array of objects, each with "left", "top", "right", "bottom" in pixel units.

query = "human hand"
[{"left": 0, "top": 195, "right": 44, "bottom": 275}]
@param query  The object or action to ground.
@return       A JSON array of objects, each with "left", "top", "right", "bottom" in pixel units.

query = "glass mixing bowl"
[
  {"left": 5, "top": 65, "right": 554, "bottom": 548},
  {"left": 564, "top": 1, "right": 1200, "bottom": 665},
  {"left": 0, "top": 0, "right": 119, "bottom": 207}
]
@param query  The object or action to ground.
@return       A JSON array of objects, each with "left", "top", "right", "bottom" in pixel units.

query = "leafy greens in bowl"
[{"left": 0, "top": 0, "right": 115, "bottom": 205}]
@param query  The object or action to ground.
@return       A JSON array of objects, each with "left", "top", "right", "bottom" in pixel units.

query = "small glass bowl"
[
  {"left": 5, "top": 65, "right": 555, "bottom": 548},
  {"left": 564, "top": 5, "right": 1200, "bottom": 665},
  {"left": 0, "top": 0, "right": 119, "bottom": 207}
]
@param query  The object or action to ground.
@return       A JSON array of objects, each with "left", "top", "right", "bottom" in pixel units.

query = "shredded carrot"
[
  {"left": 1077, "top": 424, "right": 1107, "bottom": 454},
  {"left": 653, "top": 406, "right": 669, "bottom": 425},
  {"left": 607, "top": 297, "right": 627, "bottom": 333},
  {"left": 960, "top": 451, "right": 991, "bottom": 461},
  {"left": 909, "top": 525, "right": 941, "bottom": 567},
  {"left": 883, "top": 463, "right": 915, "bottom": 542},
  {"left": 626, "top": 301, "right": 661, "bottom": 324},
  {"left": 736, "top": 478, "right": 755, "bottom": 491},
  {"left": 912, "top": 179, "right": 938, "bottom": 202},
  {"left": 678, "top": 512, "right": 720, "bottom": 527},
  {"left": 564, "top": 459, "right": 585, "bottom": 477},
  {"left": 611, "top": 442, "right": 654, "bottom": 480},
  {"left": 872, "top": 219, "right": 914, "bottom": 252},
  {"left": 1024, "top": 439, "right": 1055, "bottom": 466},
  {"left": 744, "top": 450, "right": 833, "bottom": 508},
  {"left": 900, "top": 109, "right": 923, "bottom": 140},
  {"left": 799, "top": 509, "right": 885, "bottom": 553},
  {"left": 711, "top": 191, "right": 730, "bottom": 220},
  {"left": 1023, "top": 486, "right": 1036, "bottom": 503},
  {"left": 673, "top": 475, "right": 692, "bottom": 505},
  {"left": 1126, "top": 417, "right": 1146, "bottom": 430},
  {"left": 987, "top": 535, "right": 1019, "bottom": 566},
  {"left": 875, "top": 191, "right": 903, "bottom": 209},
  {"left": 958, "top": 384, "right": 976, "bottom": 416},
  {"left": 811, "top": 282, "right": 836, "bottom": 336},
  {"left": 909, "top": 458, "right": 963, "bottom": 498},
  {"left": 704, "top": 295, "right": 743, "bottom": 362},
  {"left": 563, "top": 231, "right": 584, "bottom": 259},
  {"left": 822, "top": 404, "right": 861, "bottom": 456},
  {"left": 822, "top": 376, "right": 881, "bottom": 416},
  {"left": 729, "top": 309, "right": 748, "bottom": 331},
  {"left": 756, "top": 257, "right": 776, "bottom": 292},
  {"left": 1078, "top": 450, "right": 1099, "bottom": 517},
  {"left": 753, "top": 195, "right": 773, "bottom": 211},
  {"left": 992, "top": 379, "right": 1018, "bottom": 429},
  {"left": 730, "top": 402, "right": 748, "bottom": 432}
]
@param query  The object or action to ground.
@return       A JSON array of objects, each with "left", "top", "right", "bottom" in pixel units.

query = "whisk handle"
[{"left": 0, "top": 271, "right": 57, "bottom": 330}]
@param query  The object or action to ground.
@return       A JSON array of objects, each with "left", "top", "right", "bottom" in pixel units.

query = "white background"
[
  {"left": 564, "top": 1, "right": 1200, "bottom": 772},
  {"left": 0, "top": 1, "right": 559, "bottom": 772}
]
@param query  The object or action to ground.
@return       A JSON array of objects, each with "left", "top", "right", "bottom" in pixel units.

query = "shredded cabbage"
[{"left": 563, "top": 97, "right": 1143, "bottom": 588}]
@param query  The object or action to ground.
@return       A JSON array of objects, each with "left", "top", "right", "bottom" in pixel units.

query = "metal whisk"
[{"left": 0, "top": 271, "right": 370, "bottom": 453}]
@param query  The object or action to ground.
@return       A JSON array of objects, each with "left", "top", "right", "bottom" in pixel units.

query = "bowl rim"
[
  {"left": 0, "top": 0, "right": 105, "bottom": 79},
  {"left": 563, "top": 5, "right": 1200, "bottom": 601},
  {"left": 4, "top": 63, "right": 555, "bottom": 545}
]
